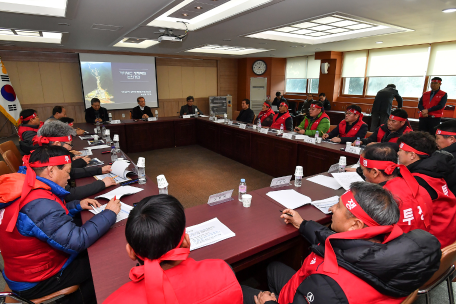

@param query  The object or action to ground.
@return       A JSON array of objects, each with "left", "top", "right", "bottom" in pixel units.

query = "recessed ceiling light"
[
  {"left": 325, "top": 28, "right": 349, "bottom": 34},
  {"left": 275, "top": 27, "right": 297, "bottom": 33},
  {"left": 329, "top": 20, "right": 358, "bottom": 27},
  {"left": 307, "top": 25, "right": 335, "bottom": 31},
  {"left": 113, "top": 38, "right": 159, "bottom": 48},
  {"left": 312, "top": 16, "right": 343, "bottom": 24},
  {"left": 307, "top": 32, "right": 329, "bottom": 37},
  {"left": 0, "top": 29, "right": 13, "bottom": 35},
  {"left": 376, "top": 41, "right": 383, "bottom": 44},
  {"left": 195, "top": 6, "right": 203, "bottom": 9},
  {"left": 292, "top": 22, "right": 317, "bottom": 29},
  {"left": 0, "top": 30, "right": 62, "bottom": 43},
  {"left": 186, "top": 44, "right": 272, "bottom": 55},
  {"left": 182, "top": 13, "right": 188, "bottom": 16},
  {"left": 345, "top": 24, "right": 372, "bottom": 30},
  {"left": 293, "top": 29, "right": 315, "bottom": 35},
  {"left": 0, "top": 0, "right": 67, "bottom": 17},
  {"left": 15, "top": 30, "right": 41, "bottom": 37},
  {"left": 442, "top": 8, "right": 456, "bottom": 13}
]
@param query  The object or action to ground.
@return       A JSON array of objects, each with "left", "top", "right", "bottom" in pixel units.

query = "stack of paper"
[
  {"left": 94, "top": 160, "right": 132, "bottom": 184},
  {"left": 331, "top": 172, "right": 364, "bottom": 190},
  {"left": 307, "top": 175, "right": 341, "bottom": 190},
  {"left": 266, "top": 189, "right": 311, "bottom": 209},
  {"left": 95, "top": 185, "right": 144, "bottom": 200},
  {"left": 187, "top": 218, "right": 235, "bottom": 251},
  {"left": 89, "top": 201, "right": 134, "bottom": 223},
  {"left": 311, "top": 196, "right": 339, "bottom": 214}
]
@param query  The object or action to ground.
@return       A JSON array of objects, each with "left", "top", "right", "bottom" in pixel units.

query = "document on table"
[
  {"left": 77, "top": 149, "right": 93, "bottom": 156},
  {"left": 311, "top": 196, "right": 339, "bottom": 214},
  {"left": 186, "top": 218, "right": 235, "bottom": 251},
  {"left": 83, "top": 145, "right": 110, "bottom": 150},
  {"left": 307, "top": 175, "right": 341, "bottom": 190},
  {"left": 266, "top": 189, "right": 311, "bottom": 209},
  {"left": 331, "top": 172, "right": 365, "bottom": 190},
  {"left": 89, "top": 201, "right": 133, "bottom": 223},
  {"left": 86, "top": 158, "right": 104, "bottom": 167},
  {"left": 94, "top": 160, "right": 132, "bottom": 183},
  {"left": 79, "top": 135, "right": 94, "bottom": 140},
  {"left": 95, "top": 185, "right": 144, "bottom": 200}
]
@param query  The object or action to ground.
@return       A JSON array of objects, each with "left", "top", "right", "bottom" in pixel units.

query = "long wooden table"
[{"left": 73, "top": 117, "right": 356, "bottom": 303}]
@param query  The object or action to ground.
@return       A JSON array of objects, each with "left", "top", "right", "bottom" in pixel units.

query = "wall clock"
[{"left": 252, "top": 60, "right": 267, "bottom": 75}]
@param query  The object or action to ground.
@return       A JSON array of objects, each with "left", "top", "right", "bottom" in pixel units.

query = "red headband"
[
  {"left": 389, "top": 115, "right": 406, "bottom": 122},
  {"left": 399, "top": 142, "right": 429, "bottom": 156},
  {"left": 436, "top": 129, "right": 456, "bottom": 136},
  {"left": 347, "top": 108, "right": 363, "bottom": 119},
  {"left": 280, "top": 102, "right": 288, "bottom": 109},
  {"left": 129, "top": 231, "right": 189, "bottom": 304},
  {"left": 263, "top": 102, "right": 271, "bottom": 108},
  {"left": 33, "top": 135, "right": 73, "bottom": 146},
  {"left": 342, "top": 190, "right": 379, "bottom": 227},
  {"left": 69, "top": 122, "right": 74, "bottom": 127},
  {"left": 20, "top": 113, "right": 36, "bottom": 123},
  {"left": 431, "top": 80, "right": 442, "bottom": 84},
  {"left": 6, "top": 154, "right": 71, "bottom": 233},
  {"left": 310, "top": 104, "right": 322, "bottom": 109}
]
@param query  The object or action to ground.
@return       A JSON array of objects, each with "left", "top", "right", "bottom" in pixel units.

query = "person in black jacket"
[
  {"left": 371, "top": 84, "right": 403, "bottom": 131},
  {"left": 85, "top": 98, "right": 109, "bottom": 123},
  {"left": 132, "top": 96, "right": 153, "bottom": 120},
  {"left": 59, "top": 117, "right": 85, "bottom": 136},
  {"left": 180, "top": 96, "right": 203, "bottom": 116},
  {"left": 236, "top": 99, "right": 255, "bottom": 123},
  {"left": 18, "top": 109, "right": 42, "bottom": 155},
  {"left": 318, "top": 93, "right": 331, "bottom": 111},
  {"left": 435, "top": 120, "right": 456, "bottom": 195},
  {"left": 242, "top": 182, "right": 441, "bottom": 304},
  {"left": 271, "top": 92, "right": 286, "bottom": 111}
]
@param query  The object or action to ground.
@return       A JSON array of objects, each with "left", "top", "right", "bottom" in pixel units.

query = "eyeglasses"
[{"left": 64, "top": 142, "right": 74, "bottom": 148}]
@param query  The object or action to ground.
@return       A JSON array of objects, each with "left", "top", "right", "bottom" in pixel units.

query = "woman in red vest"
[
  {"left": 242, "top": 183, "right": 441, "bottom": 304},
  {"left": 270, "top": 101, "right": 293, "bottom": 131},
  {"left": 418, "top": 77, "right": 447, "bottom": 134},
  {"left": 18, "top": 109, "right": 43, "bottom": 155},
  {"left": 323, "top": 105, "right": 367, "bottom": 144},
  {"left": 104, "top": 195, "right": 243, "bottom": 304},
  {"left": 254, "top": 101, "right": 275, "bottom": 127}
]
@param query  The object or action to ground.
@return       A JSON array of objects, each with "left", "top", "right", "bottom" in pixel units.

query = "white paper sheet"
[
  {"left": 95, "top": 185, "right": 144, "bottom": 200},
  {"left": 94, "top": 173, "right": 130, "bottom": 184},
  {"left": 306, "top": 175, "right": 341, "bottom": 190},
  {"left": 266, "top": 189, "right": 311, "bottom": 209},
  {"left": 111, "top": 160, "right": 131, "bottom": 178},
  {"left": 186, "top": 218, "right": 235, "bottom": 251},
  {"left": 311, "top": 196, "right": 339, "bottom": 214},
  {"left": 86, "top": 158, "right": 104, "bottom": 167},
  {"left": 78, "top": 150, "right": 93, "bottom": 156},
  {"left": 331, "top": 172, "right": 365, "bottom": 190},
  {"left": 83, "top": 145, "right": 110, "bottom": 150},
  {"left": 89, "top": 201, "right": 133, "bottom": 223}
]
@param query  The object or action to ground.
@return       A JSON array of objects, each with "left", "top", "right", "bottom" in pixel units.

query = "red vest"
[
  {"left": 18, "top": 125, "right": 37, "bottom": 141},
  {"left": 303, "top": 112, "right": 330, "bottom": 130},
  {"left": 257, "top": 108, "right": 275, "bottom": 123},
  {"left": 377, "top": 125, "right": 412, "bottom": 143},
  {"left": 103, "top": 258, "right": 243, "bottom": 304},
  {"left": 271, "top": 112, "right": 291, "bottom": 130},
  {"left": 278, "top": 252, "right": 405, "bottom": 304},
  {"left": 383, "top": 177, "right": 433, "bottom": 234},
  {"left": 420, "top": 90, "right": 447, "bottom": 118},
  {"left": 338, "top": 119, "right": 367, "bottom": 138},
  {"left": 412, "top": 173, "right": 456, "bottom": 248},
  {"left": 0, "top": 174, "right": 70, "bottom": 283}
]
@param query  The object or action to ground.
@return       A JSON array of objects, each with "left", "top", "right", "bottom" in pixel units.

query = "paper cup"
[
  {"left": 93, "top": 135, "right": 99, "bottom": 141},
  {"left": 316, "top": 137, "right": 322, "bottom": 143},
  {"left": 346, "top": 142, "right": 352, "bottom": 148},
  {"left": 295, "top": 166, "right": 303, "bottom": 177},
  {"left": 108, "top": 113, "right": 112, "bottom": 117},
  {"left": 94, "top": 128, "right": 98, "bottom": 134},
  {"left": 252, "top": 125, "right": 257, "bottom": 130},
  {"left": 113, "top": 134, "right": 119, "bottom": 141},
  {"left": 242, "top": 194, "right": 252, "bottom": 207},
  {"left": 105, "top": 129, "right": 110, "bottom": 136},
  {"left": 137, "top": 157, "right": 146, "bottom": 168},
  {"left": 157, "top": 174, "right": 169, "bottom": 188}
]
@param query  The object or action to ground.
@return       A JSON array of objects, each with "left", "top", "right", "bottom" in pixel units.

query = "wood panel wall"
[{"left": 218, "top": 58, "right": 238, "bottom": 117}]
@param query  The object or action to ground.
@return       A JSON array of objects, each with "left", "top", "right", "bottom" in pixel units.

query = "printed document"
[
  {"left": 307, "top": 175, "right": 341, "bottom": 190},
  {"left": 311, "top": 196, "right": 339, "bottom": 214},
  {"left": 95, "top": 185, "right": 144, "bottom": 200},
  {"left": 331, "top": 172, "right": 365, "bottom": 190},
  {"left": 94, "top": 160, "right": 132, "bottom": 183},
  {"left": 187, "top": 218, "right": 235, "bottom": 251},
  {"left": 89, "top": 201, "right": 133, "bottom": 223},
  {"left": 266, "top": 189, "right": 311, "bottom": 209}
]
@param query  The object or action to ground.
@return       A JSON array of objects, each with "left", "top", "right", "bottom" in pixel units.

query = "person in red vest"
[
  {"left": 361, "top": 108, "right": 412, "bottom": 147},
  {"left": 254, "top": 101, "right": 275, "bottom": 127},
  {"left": 398, "top": 131, "right": 456, "bottom": 248},
  {"left": 322, "top": 105, "right": 367, "bottom": 144},
  {"left": 435, "top": 120, "right": 456, "bottom": 195},
  {"left": 18, "top": 109, "right": 43, "bottom": 155},
  {"left": 358, "top": 143, "right": 433, "bottom": 234},
  {"left": 294, "top": 101, "right": 330, "bottom": 136},
  {"left": 241, "top": 182, "right": 441, "bottom": 304},
  {"left": 0, "top": 145, "right": 121, "bottom": 303},
  {"left": 104, "top": 194, "right": 243, "bottom": 304},
  {"left": 418, "top": 77, "right": 447, "bottom": 134},
  {"left": 270, "top": 101, "right": 293, "bottom": 131}
]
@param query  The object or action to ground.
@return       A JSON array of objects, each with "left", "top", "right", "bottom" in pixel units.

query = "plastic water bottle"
[
  {"left": 315, "top": 130, "right": 320, "bottom": 140},
  {"left": 279, "top": 124, "right": 284, "bottom": 135},
  {"left": 108, "top": 113, "right": 112, "bottom": 122},
  {"left": 105, "top": 129, "right": 112, "bottom": 145},
  {"left": 96, "top": 125, "right": 101, "bottom": 134},
  {"left": 224, "top": 113, "right": 228, "bottom": 123},
  {"left": 110, "top": 144, "right": 118, "bottom": 162},
  {"left": 138, "top": 157, "right": 146, "bottom": 185},
  {"left": 257, "top": 119, "right": 261, "bottom": 132},
  {"left": 155, "top": 110, "right": 158, "bottom": 119},
  {"left": 339, "top": 156, "right": 346, "bottom": 173},
  {"left": 101, "top": 125, "right": 106, "bottom": 136},
  {"left": 113, "top": 135, "right": 120, "bottom": 151},
  {"left": 194, "top": 108, "right": 199, "bottom": 117},
  {"left": 355, "top": 137, "right": 361, "bottom": 147},
  {"left": 238, "top": 179, "right": 246, "bottom": 202}
]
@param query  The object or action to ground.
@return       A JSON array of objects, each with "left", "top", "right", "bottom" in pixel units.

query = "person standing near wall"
[{"left": 370, "top": 84, "right": 403, "bottom": 132}]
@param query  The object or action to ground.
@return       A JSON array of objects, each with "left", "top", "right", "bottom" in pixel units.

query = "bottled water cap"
[{"left": 241, "top": 179, "right": 245, "bottom": 182}]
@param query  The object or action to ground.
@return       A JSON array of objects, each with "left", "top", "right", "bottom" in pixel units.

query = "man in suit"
[
  {"left": 132, "top": 96, "right": 153, "bottom": 120},
  {"left": 85, "top": 98, "right": 109, "bottom": 123},
  {"left": 180, "top": 96, "right": 203, "bottom": 116},
  {"left": 371, "top": 84, "right": 402, "bottom": 131}
]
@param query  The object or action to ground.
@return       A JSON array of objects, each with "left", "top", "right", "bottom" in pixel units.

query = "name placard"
[
  {"left": 239, "top": 124, "right": 247, "bottom": 129},
  {"left": 148, "top": 117, "right": 157, "bottom": 121},
  {"left": 183, "top": 115, "right": 191, "bottom": 119},
  {"left": 270, "top": 175, "right": 292, "bottom": 188},
  {"left": 110, "top": 120, "right": 121, "bottom": 124},
  {"left": 283, "top": 133, "right": 293, "bottom": 140},
  {"left": 304, "top": 136, "right": 316, "bottom": 144},
  {"left": 345, "top": 146, "right": 362, "bottom": 155},
  {"left": 207, "top": 189, "right": 234, "bottom": 206},
  {"left": 260, "top": 128, "right": 269, "bottom": 134},
  {"left": 228, "top": 120, "right": 233, "bottom": 125},
  {"left": 295, "top": 135, "right": 306, "bottom": 140}
]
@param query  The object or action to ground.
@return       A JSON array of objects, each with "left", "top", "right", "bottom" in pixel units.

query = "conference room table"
[{"left": 73, "top": 117, "right": 358, "bottom": 303}]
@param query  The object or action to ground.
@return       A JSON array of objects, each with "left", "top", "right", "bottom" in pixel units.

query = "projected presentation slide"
[{"left": 79, "top": 54, "right": 158, "bottom": 110}]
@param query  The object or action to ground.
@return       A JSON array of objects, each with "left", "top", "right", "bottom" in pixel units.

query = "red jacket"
[
  {"left": 413, "top": 173, "right": 456, "bottom": 248},
  {"left": 420, "top": 90, "right": 447, "bottom": 118},
  {"left": 339, "top": 119, "right": 367, "bottom": 137},
  {"left": 303, "top": 112, "right": 330, "bottom": 130},
  {"left": 377, "top": 125, "right": 412, "bottom": 143},
  {"left": 271, "top": 111, "right": 291, "bottom": 130},
  {"left": 383, "top": 177, "right": 433, "bottom": 233},
  {"left": 104, "top": 258, "right": 243, "bottom": 304}
]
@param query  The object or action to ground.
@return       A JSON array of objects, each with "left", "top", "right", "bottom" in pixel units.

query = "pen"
[
  {"left": 280, "top": 210, "right": 293, "bottom": 217},
  {"left": 101, "top": 151, "right": 111, "bottom": 154},
  {"left": 88, "top": 203, "right": 97, "bottom": 213}
]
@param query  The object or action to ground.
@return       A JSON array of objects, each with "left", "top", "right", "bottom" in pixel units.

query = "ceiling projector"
[{"left": 157, "top": 35, "right": 183, "bottom": 42}]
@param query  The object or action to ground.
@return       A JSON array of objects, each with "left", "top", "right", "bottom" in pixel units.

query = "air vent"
[
  {"left": 92, "top": 24, "right": 123, "bottom": 31},
  {"left": 123, "top": 38, "right": 146, "bottom": 44}
]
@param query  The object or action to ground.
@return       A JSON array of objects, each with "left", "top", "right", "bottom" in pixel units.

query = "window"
[
  {"left": 428, "top": 42, "right": 456, "bottom": 97},
  {"left": 308, "top": 79, "right": 319, "bottom": 93},
  {"left": 343, "top": 77, "right": 364, "bottom": 95},
  {"left": 307, "top": 55, "right": 320, "bottom": 93},
  {"left": 367, "top": 77, "right": 425, "bottom": 97},
  {"left": 286, "top": 79, "right": 307, "bottom": 93},
  {"left": 341, "top": 50, "right": 367, "bottom": 95},
  {"left": 286, "top": 57, "right": 307, "bottom": 93},
  {"left": 428, "top": 76, "right": 456, "bottom": 97}
]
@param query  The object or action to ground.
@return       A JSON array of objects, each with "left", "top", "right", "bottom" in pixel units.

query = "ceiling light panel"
[
  {"left": 186, "top": 44, "right": 271, "bottom": 55},
  {"left": 275, "top": 27, "right": 297, "bottom": 32},
  {"left": 325, "top": 28, "right": 349, "bottom": 33},
  {"left": 292, "top": 22, "right": 318, "bottom": 29},
  {"left": 345, "top": 24, "right": 372, "bottom": 30},
  {"left": 148, "top": 0, "right": 273, "bottom": 31},
  {"left": 15, "top": 30, "right": 41, "bottom": 37},
  {"left": 113, "top": 38, "right": 159, "bottom": 48},
  {"left": 0, "top": 29, "right": 14, "bottom": 35},
  {"left": 293, "top": 29, "right": 315, "bottom": 35},
  {"left": 0, "top": 0, "right": 67, "bottom": 17},
  {"left": 312, "top": 16, "right": 343, "bottom": 24},
  {"left": 329, "top": 20, "right": 358, "bottom": 27},
  {"left": 307, "top": 25, "right": 335, "bottom": 31},
  {"left": 0, "top": 29, "right": 62, "bottom": 43}
]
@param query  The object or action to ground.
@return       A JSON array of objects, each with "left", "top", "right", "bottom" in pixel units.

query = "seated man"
[
  {"left": 132, "top": 96, "right": 153, "bottom": 120},
  {"left": 361, "top": 108, "right": 412, "bottom": 146},
  {"left": 272, "top": 91, "right": 286, "bottom": 111},
  {"left": 254, "top": 101, "right": 275, "bottom": 127},
  {"left": 435, "top": 120, "right": 456, "bottom": 195},
  {"left": 85, "top": 98, "right": 109, "bottom": 123},
  {"left": 59, "top": 117, "right": 85, "bottom": 136},
  {"left": 318, "top": 93, "right": 331, "bottom": 111},
  {"left": 48, "top": 106, "right": 66, "bottom": 121},
  {"left": 242, "top": 182, "right": 441, "bottom": 304},
  {"left": 0, "top": 145, "right": 121, "bottom": 304},
  {"left": 295, "top": 101, "right": 330, "bottom": 136},
  {"left": 270, "top": 101, "right": 293, "bottom": 131},
  {"left": 236, "top": 99, "right": 255, "bottom": 123},
  {"left": 398, "top": 131, "right": 456, "bottom": 248},
  {"left": 31, "top": 120, "right": 115, "bottom": 201},
  {"left": 323, "top": 105, "right": 367, "bottom": 144},
  {"left": 358, "top": 143, "right": 432, "bottom": 234},
  {"left": 18, "top": 109, "right": 42, "bottom": 155},
  {"left": 104, "top": 194, "right": 243, "bottom": 303},
  {"left": 180, "top": 96, "right": 203, "bottom": 116},
  {"left": 297, "top": 94, "right": 313, "bottom": 116}
]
